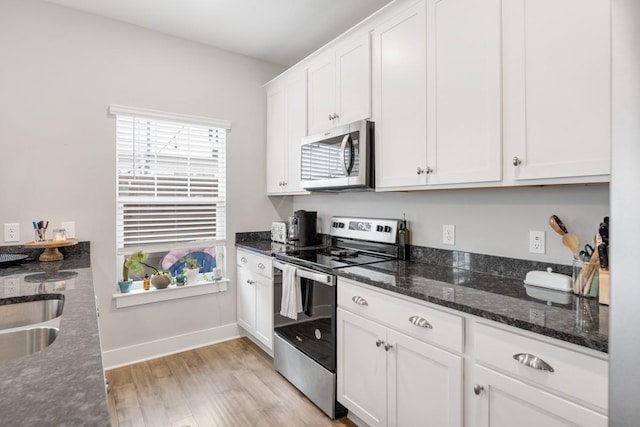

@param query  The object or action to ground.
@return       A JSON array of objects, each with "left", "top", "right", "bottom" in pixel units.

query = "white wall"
[
  {"left": 0, "top": 0, "right": 286, "bottom": 367},
  {"left": 293, "top": 184, "right": 609, "bottom": 266}
]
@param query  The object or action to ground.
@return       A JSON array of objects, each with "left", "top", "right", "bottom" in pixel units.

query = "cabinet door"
[
  {"left": 373, "top": 0, "right": 428, "bottom": 189},
  {"left": 387, "top": 329, "right": 463, "bottom": 427},
  {"left": 504, "top": 0, "right": 610, "bottom": 181},
  {"left": 427, "top": 0, "right": 502, "bottom": 185},
  {"left": 254, "top": 274, "right": 274, "bottom": 350},
  {"left": 337, "top": 308, "right": 387, "bottom": 427},
  {"left": 308, "top": 53, "right": 336, "bottom": 134},
  {"left": 266, "top": 84, "right": 288, "bottom": 194},
  {"left": 284, "top": 71, "right": 308, "bottom": 194},
  {"left": 335, "top": 33, "right": 371, "bottom": 126},
  {"left": 471, "top": 365, "right": 607, "bottom": 427},
  {"left": 236, "top": 267, "right": 256, "bottom": 333}
]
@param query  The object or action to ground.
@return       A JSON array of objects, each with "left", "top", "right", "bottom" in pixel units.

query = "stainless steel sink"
[
  {"left": 0, "top": 327, "right": 60, "bottom": 362},
  {"left": 0, "top": 296, "right": 64, "bottom": 331}
]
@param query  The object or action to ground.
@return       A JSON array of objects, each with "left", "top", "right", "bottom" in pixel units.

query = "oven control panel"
[{"left": 330, "top": 216, "right": 400, "bottom": 244}]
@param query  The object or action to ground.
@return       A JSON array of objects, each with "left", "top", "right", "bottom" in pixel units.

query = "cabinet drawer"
[
  {"left": 338, "top": 279, "right": 464, "bottom": 353},
  {"left": 237, "top": 249, "right": 273, "bottom": 279},
  {"left": 474, "top": 322, "right": 608, "bottom": 411}
]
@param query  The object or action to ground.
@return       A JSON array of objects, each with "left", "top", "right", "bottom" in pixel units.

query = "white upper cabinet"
[
  {"left": 504, "top": 0, "right": 611, "bottom": 182},
  {"left": 373, "top": 0, "right": 428, "bottom": 189},
  {"left": 266, "top": 69, "right": 308, "bottom": 195},
  {"left": 374, "top": 0, "right": 502, "bottom": 190},
  {"left": 426, "top": 0, "right": 502, "bottom": 185},
  {"left": 308, "top": 33, "right": 371, "bottom": 134}
]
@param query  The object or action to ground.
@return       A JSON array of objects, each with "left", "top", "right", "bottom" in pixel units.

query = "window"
[{"left": 110, "top": 105, "right": 230, "bottom": 251}]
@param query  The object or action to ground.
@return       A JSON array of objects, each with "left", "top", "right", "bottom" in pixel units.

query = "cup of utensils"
[{"left": 33, "top": 220, "right": 48, "bottom": 241}]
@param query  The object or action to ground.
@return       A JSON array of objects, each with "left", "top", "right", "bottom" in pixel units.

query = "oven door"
[
  {"left": 300, "top": 120, "right": 372, "bottom": 190},
  {"left": 273, "top": 260, "right": 337, "bottom": 371}
]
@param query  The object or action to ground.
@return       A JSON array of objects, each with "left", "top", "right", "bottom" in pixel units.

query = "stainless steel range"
[{"left": 272, "top": 216, "right": 404, "bottom": 419}]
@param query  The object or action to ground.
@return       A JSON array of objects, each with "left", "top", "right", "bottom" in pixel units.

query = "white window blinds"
[{"left": 114, "top": 110, "right": 227, "bottom": 250}]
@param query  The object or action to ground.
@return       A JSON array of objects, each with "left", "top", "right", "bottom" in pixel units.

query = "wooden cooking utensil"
[
  {"left": 562, "top": 233, "right": 581, "bottom": 257},
  {"left": 549, "top": 215, "right": 569, "bottom": 236}
]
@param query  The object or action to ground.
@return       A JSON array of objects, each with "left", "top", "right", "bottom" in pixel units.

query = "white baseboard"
[{"left": 102, "top": 323, "right": 241, "bottom": 370}]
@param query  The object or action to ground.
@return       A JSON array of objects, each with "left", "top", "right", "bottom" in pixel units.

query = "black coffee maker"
[{"left": 288, "top": 210, "right": 318, "bottom": 247}]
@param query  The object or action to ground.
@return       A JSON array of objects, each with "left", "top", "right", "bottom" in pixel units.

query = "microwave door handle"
[{"left": 340, "top": 134, "right": 355, "bottom": 177}]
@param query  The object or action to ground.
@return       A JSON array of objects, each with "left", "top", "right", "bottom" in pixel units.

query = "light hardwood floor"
[{"left": 106, "top": 337, "right": 357, "bottom": 427}]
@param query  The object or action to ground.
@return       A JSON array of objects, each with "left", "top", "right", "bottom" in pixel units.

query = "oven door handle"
[{"left": 273, "top": 260, "right": 335, "bottom": 286}]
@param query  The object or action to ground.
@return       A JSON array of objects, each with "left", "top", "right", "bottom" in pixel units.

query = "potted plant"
[
  {"left": 138, "top": 261, "right": 172, "bottom": 289},
  {"left": 119, "top": 250, "right": 146, "bottom": 293},
  {"left": 181, "top": 254, "right": 201, "bottom": 285}
]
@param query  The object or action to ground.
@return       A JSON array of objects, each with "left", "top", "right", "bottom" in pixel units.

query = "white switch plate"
[
  {"left": 61, "top": 221, "right": 75, "bottom": 238},
  {"left": 443, "top": 225, "right": 455, "bottom": 245},
  {"left": 529, "top": 230, "right": 545, "bottom": 254},
  {"left": 4, "top": 223, "right": 20, "bottom": 242}
]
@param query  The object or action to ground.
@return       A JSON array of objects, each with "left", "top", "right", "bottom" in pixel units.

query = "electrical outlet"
[
  {"left": 442, "top": 287, "right": 455, "bottom": 302},
  {"left": 443, "top": 225, "right": 455, "bottom": 245},
  {"left": 529, "top": 308, "right": 546, "bottom": 326},
  {"left": 61, "top": 221, "right": 75, "bottom": 238},
  {"left": 4, "top": 277, "right": 20, "bottom": 297},
  {"left": 4, "top": 223, "right": 20, "bottom": 242},
  {"left": 529, "top": 230, "right": 545, "bottom": 254}
]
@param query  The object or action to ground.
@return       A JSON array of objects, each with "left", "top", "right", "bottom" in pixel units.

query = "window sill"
[{"left": 112, "top": 277, "right": 229, "bottom": 308}]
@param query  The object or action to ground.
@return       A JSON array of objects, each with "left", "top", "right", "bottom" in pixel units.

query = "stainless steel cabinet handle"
[
  {"left": 241, "top": 257, "right": 247, "bottom": 263},
  {"left": 512, "top": 156, "right": 522, "bottom": 166},
  {"left": 375, "top": 339, "right": 384, "bottom": 347},
  {"left": 425, "top": 166, "right": 433, "bottom": 174},
  {"left": 409, "top": 315, "right": 433, "bottom": 329},
  {"left": 282, "top": 181, "right": 287, "bottom": 186},
  {"left": 384, "top": 343, "right": 393, "bottom": 352},
  {"left": 416, "top": 167, "right": 425, "bottom": 175},
  {"left": 328, "top": 114, "right": 333, "bottom": 121},
  {"left": 513, "top": 353, "right": 555, "bottom": 372},
  {"left": 246, "top": 279, "right": 256, "bottom": 285},
  {"left": 352, "top": 295, "right": 368, "bottom": 306},
  {"left": 258, "top": 263, "right": 265, "bottom": 270},
  {"left": 473, "top": 385, "right": 484, "bottom": 395}
]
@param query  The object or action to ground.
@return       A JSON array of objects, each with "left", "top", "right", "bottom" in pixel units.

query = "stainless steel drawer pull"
[
  {"left": 246, "top": 279, "right": 256, "bottom": 285},
  {"left": 409, "top": 315, "right": 432, "bottom": 329},
  {"left": 384, "top": 343, "right": 393, "bottom": 352},
  {"left": 241, "top": 257, "right": 247, "bottom": 263},
  {"left": 258, "top": 263, "right": 266, "bottom": 269},
  {"left": 352, "top": 296, "right": 368, "bottom": 306},
  {"left": 473, "top": 385, "right": 484, "bottom": 395},
  {"left": 375, "top": 339, "right": 384, "bottom": 348},
  {"left": 513, "top": 353, "right": 555, "bottom": 372}
]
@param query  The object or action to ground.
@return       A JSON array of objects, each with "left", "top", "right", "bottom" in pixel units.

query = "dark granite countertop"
[
  {"left": 236, "top": 239, "right": 609, "bottom": 354},
  {"left": 0, "top": 252, "right": 110, "bottom": 426}
]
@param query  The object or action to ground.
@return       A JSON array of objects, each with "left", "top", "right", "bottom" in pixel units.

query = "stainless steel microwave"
[{"left": 300, "top": 120, "right": 374, "bottom": 191}]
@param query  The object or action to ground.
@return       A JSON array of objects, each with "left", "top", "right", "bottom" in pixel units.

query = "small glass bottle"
[{"left": 143, "top": 274, "right": 150, "bottom": 291}]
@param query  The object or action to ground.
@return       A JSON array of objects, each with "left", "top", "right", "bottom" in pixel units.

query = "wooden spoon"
[
  {"left": 562, "top": 233, "right": 581, "bottom": 257},
  {"left": 549, "top": 215, "right": 568, "bottom": 236}
]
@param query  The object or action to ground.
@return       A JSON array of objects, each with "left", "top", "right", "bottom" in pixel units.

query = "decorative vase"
[
  {"left": 118, "top": 280, "right": 133, "bottom": 293},
  {"left": 151, "top": 274, "right": 171, "bottom": 289},
  {"left": 186, "top": 268, "right": 199, "bottom": 285}
]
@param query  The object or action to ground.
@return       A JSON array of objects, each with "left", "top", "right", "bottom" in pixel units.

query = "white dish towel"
[{"left": 280, "top": 264, "right": 302, "bottom": 320}]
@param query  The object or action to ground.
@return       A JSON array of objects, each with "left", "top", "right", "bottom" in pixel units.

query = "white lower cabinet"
[
  {"left": 236, "top": 249, "right": 273, "bottom": 350},
  {"left": 468, "top": 321, "right": 608, "bottom": 427},
  {"left": 471, "top": 365, "right": 607, "bottom": 427},
  {"left": 337, "top": 279, "right": 463, "bottom": 427},
  {"left": 337, "top": 279, "right": 609, "bottom": 427}
]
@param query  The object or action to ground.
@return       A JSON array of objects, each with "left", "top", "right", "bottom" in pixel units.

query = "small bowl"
[{"left": 151, "top": 274, "right": 171, "bottom": 289}]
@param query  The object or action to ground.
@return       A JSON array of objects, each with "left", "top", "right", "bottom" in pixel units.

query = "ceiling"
[{"left": 42, "top": 0, "right": 393, "bottom": 67}]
